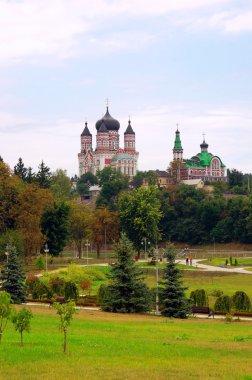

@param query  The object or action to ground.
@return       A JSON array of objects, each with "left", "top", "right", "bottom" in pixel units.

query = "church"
[
  {"left": 78, "top": 107, "right": 139, "bottom": 177},
  {"left": 169, "top": 128, "right": 227, "bottom": 183}
]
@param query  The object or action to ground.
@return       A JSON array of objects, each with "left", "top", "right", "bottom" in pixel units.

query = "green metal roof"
[
  {"left": 185, "top": 151, "right": 225, "bottom": 168},
  {"left": 173, "top": 130, "right": 183, "bottom": 150},
  {"left": 111, "top": 153, "right": 133, "bottom": 163}
]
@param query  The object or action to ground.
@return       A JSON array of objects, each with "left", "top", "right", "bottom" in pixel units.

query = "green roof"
[
  {"left": 111, "top": 153, "right": 133, "bottom": 163},
  {"left": 185, "top": 151, "right": 225, "bottom": 168},
  {"left": 173, "top": 130, "right": 183, "bottom": 150}
]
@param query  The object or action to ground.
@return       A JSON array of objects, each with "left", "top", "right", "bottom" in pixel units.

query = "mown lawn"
[
  {"left": 203, "top": 257, "right": 252, "bottom": 267},
  {"left": 0, "top": 306, "right": 252, "bottom": 380}
]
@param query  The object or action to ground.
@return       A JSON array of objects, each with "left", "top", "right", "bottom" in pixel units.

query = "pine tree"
[
  {"left": 161, "top": 245, "right": 190, "bottom": 318},
  {"left": 100, "top": 233, "right": 151, "bottom": 313},
  {"left": 14, "top": 158, "right": 27, "bottom": 181},
  {"left": 0, "top": 245, "right": 26, "bottom": 304},
  {"left": 36, "top": 160, "right": 51, "bottom": 188}
]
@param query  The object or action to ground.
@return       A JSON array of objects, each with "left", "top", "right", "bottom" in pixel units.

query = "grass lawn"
[
  {"left": 203, "top": 257, "right": 252, "bottom": 267},
  {"left": 0, "top": 306, "right": 252, "bottom": 380}
]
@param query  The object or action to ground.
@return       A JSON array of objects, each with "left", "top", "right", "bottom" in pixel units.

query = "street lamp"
[
  {"left": 5, "top": 250, "right": 9, "bottom": 264},
  {"left": 141, "top": 238, "right": 150, "bottom": 260},
  {"left": 85, "top": 240, "right": 90, "bottom": 265},
  {"left": 44, "top": 243, "right": 49, "bottom": 272}
]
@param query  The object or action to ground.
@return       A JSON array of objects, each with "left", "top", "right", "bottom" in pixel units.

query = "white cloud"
[{"left": 0, "top": 0, "right": 243, "bottom": 64}]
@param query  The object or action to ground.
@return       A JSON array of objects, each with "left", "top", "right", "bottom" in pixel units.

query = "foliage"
[
  {"left": 68, "top": 202, "right": 93, "bottom": 259},
  {"left": 161, "top": 244, "right": 190, "bottom": 318},
  {"left": 209, "top": 289, "right": 224, "bottom": 298},
  {"left": 41, "top": 202, "right": 70, "bottom": 256},
  {"left": 34, "top": 255, "right": 46, "bottom": 270},
  {"left": 119, "top": 186, "right": 162, "bottom": 254},
  {"left": 64, "top": 281, "right": 79, "bottom": 301},
  {"left": 0, "top": 291, "right": 13, "bottom": 343},
  {"left": 12, "top": 307, "right": 33, "bottom": 346},
  {"left": 53, "top": 301, "right": 77, "bottom": 353},
  {"left": 91, "top": 207, "right": 119, "bottom": 258},
  {"left": 26, "top": 276, "right": 52, "bottom": 300},
  {"left": 0, "top": 245, "right": 26, "bottom": 304},
  {"left": 15, "top": 183, "right": 53, "bottom": 257},
  {"left": 77, "top": 172, "right": 98, "bottom": 196},
  {"left": 190, "top": 289, "right": 209, "bottom": 307},
  {"left": 100, "top": 234, "right": 151, "bottom": 313},
  {"left": 50, "top": 169, "right": 73, "bottom": 202},
  {"left": 80, "top": 280, "right": 92, "bottom": 294},
  {"left": 0, "top": 230, "right": 24, "bottom": 261},
  {"left": 96, "top": 167, "right": 129, "bottom": 209},
  {"left": 49, "top": 277, "right": 66, "bottom": 296},
  {"left": 231, "top": 291, "right": 251, "bottom": 312},
  {"left": 214, "top": 295, "right": 232, "bottom": 313},
  {"left": 36, "top": 160, "right": 51, "bottom": 189}
]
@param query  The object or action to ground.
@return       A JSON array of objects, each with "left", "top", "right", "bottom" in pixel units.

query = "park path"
[{"left": 179, "top": 259, "right": 252, "bottom": 274}]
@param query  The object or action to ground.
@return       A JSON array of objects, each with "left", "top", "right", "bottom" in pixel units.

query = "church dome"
[
  {"left": 95, "top": 107, "right": 120, "bottom": 131},
  {"left": 111, "top": 153, "right": 132, "bottom": 163}
]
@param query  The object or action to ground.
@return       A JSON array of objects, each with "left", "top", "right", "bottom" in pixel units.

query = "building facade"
[
  {"left": 169, "top": 128, "right": 227, "bottom": 183},
  {"left": 78, "top": 107, "right": 139, "bottom": 177}
]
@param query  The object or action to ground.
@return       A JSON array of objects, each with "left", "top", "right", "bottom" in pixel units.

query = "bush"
[
  {"left": 26, "top": 276, "right": 52, "bottom": 299},
  {"left": 80, "top": 280, "right": 92, "bottom": 294},
  {"left": 225, "top": 259, "right": 228, "bottom": 266},
  {"left": 64, "top": 281, "right": 79, "bottom": 301},
  {"left": 190, "top": 289, "right": 208, "bottom": 307},
  {"left": 234, "top": 259, "right": 238, "bottom": 266},
  {"left": 49, "top": 277, "right": 66, "bottom": 296},
  {"left": 209, "top": 289, "right": 224, "bottom": 298},
  {"left": 97, "top": 284, "right": 110, "bottom": 309},
  {"left": 34, "top": 255, "right": 45, "bottom": 270},
  {"left": 214, "top": 295, "right": 232, "bottom": 313},
  {"left": 231, "top": 291, "right": 251, "bottom": 312},
  {"left": 229, "top": 256, "right": 233, "bottom": 266}
]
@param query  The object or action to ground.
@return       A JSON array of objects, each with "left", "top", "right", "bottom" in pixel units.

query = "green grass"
[
  {"left": 203, "top": 257, "right": 252, "bottom": 267},
  {"left": 0, "top": 307, "right": 252, "bottom": 380}
]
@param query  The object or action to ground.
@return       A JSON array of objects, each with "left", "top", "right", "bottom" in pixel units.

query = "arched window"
[{"left": 211, "top": 158, "right": 220, "bottom": 170}]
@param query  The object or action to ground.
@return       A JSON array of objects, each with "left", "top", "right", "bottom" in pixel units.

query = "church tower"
[
  {"left": 124, "top": 119, "right": 135, "bottom": 153},
  {"left": 173, "top": 127, "right": 183, "bottom": 161},
  {"left": 80, "top": 122, "right": 92, "bottom": 153}
]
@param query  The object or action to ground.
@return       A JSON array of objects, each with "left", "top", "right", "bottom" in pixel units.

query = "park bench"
[{"left": 192, "top": 306, "right": 210, "bottom": 314}]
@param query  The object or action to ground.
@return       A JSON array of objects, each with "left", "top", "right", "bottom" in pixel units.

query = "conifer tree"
[
  {"left": 0, "top": 245, "right": 26, "bottom": 304},
  {"left": 99, "top": 234, "right": 151, "bottom": 313},
  {"left": 14, "top": 158, "right": 27, "bottom": 181},
  {"left": 161, "top": 245, "right": 190, "bottom": 318},
  {"left": 36, "top": 160, "right": 51, "bottom": 188}
]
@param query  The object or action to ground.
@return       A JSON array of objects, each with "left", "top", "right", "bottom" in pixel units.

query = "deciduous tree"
[
  {"left": 12, "top": 307, "right": 33, "bottom": 346},
  {"left": 0, "top": 291, "right": 13, "bottom": 344},
  {"left": 53, "top": 301, "right": 77, "bottom": 353}
]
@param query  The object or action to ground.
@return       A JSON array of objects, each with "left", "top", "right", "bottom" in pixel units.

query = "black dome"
[{"left": 95, "top": 107, "right": 120, "bottom": 131}]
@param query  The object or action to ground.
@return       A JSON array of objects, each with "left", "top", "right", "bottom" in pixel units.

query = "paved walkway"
[{"left": 187, "top": 259, "right": 252, "bottom": 274}]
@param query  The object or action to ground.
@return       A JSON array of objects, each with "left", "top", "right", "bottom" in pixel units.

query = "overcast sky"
[{"left": 0, "top": 0, "right": 251, "bottom": 176}]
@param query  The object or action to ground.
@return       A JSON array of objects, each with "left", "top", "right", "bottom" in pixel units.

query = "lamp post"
[
  {"left": 85, "top": 240, "right": 90, "bottom": 265},
  {"left": 141, "top": 237, "right": 150, "bottom": 260},
  {"left": 44, "top": 243, "right": 49, "bottom": 272},
  {"left": 213, "top": 236, "right": 215, "bottom": 260},
  {"left": 5, "top": 247, "right": 9, "bottom": 264}
]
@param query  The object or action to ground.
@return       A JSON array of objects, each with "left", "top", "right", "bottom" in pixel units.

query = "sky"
[{"left": 0, "top": 0, "right": 252, "bottom": 177}]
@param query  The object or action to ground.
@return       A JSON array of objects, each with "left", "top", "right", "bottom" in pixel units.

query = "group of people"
[
  {"left": 186, "top": 256, "right": 193, "bottom": 266},
  {"left": 180, "top": 248, "right": 193, "bottom": 266}
]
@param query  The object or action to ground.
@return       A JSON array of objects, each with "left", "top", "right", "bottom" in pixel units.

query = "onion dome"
[
  {"left": 98, "top": 121, "right": 108, "bottom": 133},
  {"left": 200, "top": 139, "right": 209, "bottom": 152},
  {"left": 95, "top": 107, "right": 120, "bottom": 131},
  {"left": 81, "top": 122, "right": 92, "bottom": 136},
  {"left": 124, "top": 119, "right": 135, "bottom": 135}
]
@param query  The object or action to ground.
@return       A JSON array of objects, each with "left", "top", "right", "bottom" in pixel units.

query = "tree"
[
  {"left": 64, "top": 281, "right": 79, "bottom": 301},
  {"left": 0, "top": 229, "right": 24, "bottom": 262},
  {"left": 14, "top": 158, "right": 28, "bottom": 181},
  {"left": 41, "top": 202, "right": 70, "bottom": 256},
  {"left": 228, "top": 168, "right": 243, "bottom": 189},
  {"left": 0, "top": 162, "right": 20, "bottom": 233},
  {"left": 96, "top": 167, "right": 129, "bottom": 209},
  {"left": 53, "top": 301, "right": 77, "bottom": 353},
  {"left": 0, "top": 291, "right": 13, "bottom": 344},
  {"left": 190, "top": 289, "right": 209, "bottom": 307},
  {"left": 99, "top": 234, "right": 151, "bottom": 313},
  {"left": 36, "top": 160, "right": 51, "bottom": 189},
  {"left": 119, "top": 186, "right": 162, "bottom": 255},
  {"left": 0, "top": 245, "right": 26, "bottom": 304},
  {"left": 12, "top": 307, "right": 33, "bottom": 346},
  {"left": 15, "top": 183, "right": 53, "bottom": 258},
  {"left": 77, "top": 172, "right": 98, "bottom": 196},
  {"left": 214, "top": 295, "right": 232, "bottom": 313},
  {"left": 68, "top": 202, "right": 93, "bottom": 259},
  {"left": 50, "top": 169, "right": 73, "bottom": 202},
  {"left": 91, "top": 207, "right": 119, "bottom": 258},
  {"left": 161, "top": 245, "right": 190, "bottom": 318},
  {"left": 231, "top": 291, "right": 251, "bottom": 312}
]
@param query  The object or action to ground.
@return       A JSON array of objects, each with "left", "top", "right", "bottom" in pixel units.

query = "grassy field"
[
  {"left": 0, "top": 306, "right": 252, "bottom": 380},
  {"left": 203, "top": 257, "right": 252, "bottom": 267}
]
